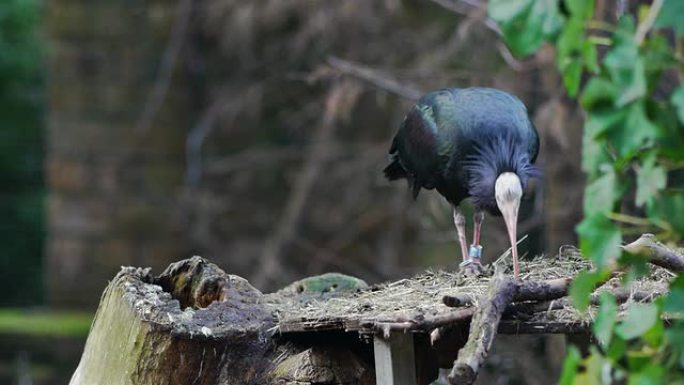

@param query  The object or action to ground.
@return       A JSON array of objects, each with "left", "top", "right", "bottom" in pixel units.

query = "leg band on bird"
[{"left": 468, "top": 244, "right": 482, "bottom": 260}]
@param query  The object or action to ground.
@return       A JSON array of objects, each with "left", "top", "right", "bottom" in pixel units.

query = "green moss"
[
  {"left": 281, "top": 273, "right": 368, "bottom": 295},
  {"left": 0, "top": 309, "right": 93, "bottom": 337}
]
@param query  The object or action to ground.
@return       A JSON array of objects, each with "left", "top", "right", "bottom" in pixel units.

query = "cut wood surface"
[{"left": 69, "top": 257, "right": 375, "bottom": 385}]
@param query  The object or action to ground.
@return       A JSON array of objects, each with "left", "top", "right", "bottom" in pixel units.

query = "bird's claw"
[
  {"left": 459, "top": 258, "right": 484, "bottom": 276},
  {"left": 459, "top": 244, "right": 484, "bottom": 276}
]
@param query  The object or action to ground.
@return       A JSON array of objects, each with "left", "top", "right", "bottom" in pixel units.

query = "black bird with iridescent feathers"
[{"left": 384, "top": 88, "right": 540, "bottom": 278}]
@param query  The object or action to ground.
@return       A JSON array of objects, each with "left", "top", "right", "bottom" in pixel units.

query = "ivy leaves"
[
  {"left": 655, "top": 0, "right": 684, "bottom": 36},
  {"left": 488, "top": 0, "right": 684, "bottom": 384},
  {"left": 488, "top": 0, "right": 563, "bottom": 56}
]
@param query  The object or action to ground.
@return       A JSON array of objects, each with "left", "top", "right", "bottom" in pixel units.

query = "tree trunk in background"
[
  {"left": 69, "top": 258, "right": 374, "bottom": 385},
  {"left": 532, "top": 46, "right": 585, "bottom": 250}
]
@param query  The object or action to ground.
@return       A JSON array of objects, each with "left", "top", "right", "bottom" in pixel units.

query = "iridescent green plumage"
[{"left": 384, "top": 87, "right": 539, "bottom": 214}]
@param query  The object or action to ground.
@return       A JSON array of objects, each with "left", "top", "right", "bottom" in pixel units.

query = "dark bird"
[{"left": 384, "top": 88, "right": 540, "bottom": 278}]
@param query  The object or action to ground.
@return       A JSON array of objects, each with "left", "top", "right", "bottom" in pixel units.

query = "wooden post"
[{"left": 374, "top": 331, "right": 417, "bottom": 385}]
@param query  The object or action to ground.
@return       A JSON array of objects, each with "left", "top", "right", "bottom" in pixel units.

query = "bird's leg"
[
  {"left": 453, "top": 208, "right": 469, "bottom": 265},
  {"left": 469, "top": 211, "right": 485, "bottom": 268},
  {"left": 453, "top": 208, "right": 482, "bottom": 275}
]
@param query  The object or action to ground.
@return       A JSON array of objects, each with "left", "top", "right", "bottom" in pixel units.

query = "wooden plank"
[
  {"left": 374, "top": 331, "right": 417, "bottom": 385},
  {"left": 498, "top": 321, "right": 590, "bottom": 334}
]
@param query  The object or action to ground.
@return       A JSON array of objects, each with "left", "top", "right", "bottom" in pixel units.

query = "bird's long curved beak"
[
  {"left": 500, "top": 201, "right": 520, "bottom": 278},
  {"left": 495, "top": 172, "right": 523, "bottom": 279}
]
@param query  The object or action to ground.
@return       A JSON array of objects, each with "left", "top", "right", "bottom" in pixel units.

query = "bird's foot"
[
  {"left": 459, "top": 259, "right": 484, "bottom": 276},
  {"left": 458, "top": 244, "right": 485, "bottom": 276}
]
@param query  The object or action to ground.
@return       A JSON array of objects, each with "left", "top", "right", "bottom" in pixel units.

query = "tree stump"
[{"left": 69, "top": 257, "right": 374, "bottom": 385}]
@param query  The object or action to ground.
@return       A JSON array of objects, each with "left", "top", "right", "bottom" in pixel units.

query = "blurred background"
[{"left": 1, "top": 0, "right": 586, "bottom": 383}]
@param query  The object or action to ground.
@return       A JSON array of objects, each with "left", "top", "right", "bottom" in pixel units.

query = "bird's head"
[
  {"left": 464, "top": 134, "right": 539, "bottom": 278},
  {"left": 495, "top": 172, "right": 523, "bottom": 277},
  {"left": 464, "top": 135, "right": 538, "bottom": 215}
]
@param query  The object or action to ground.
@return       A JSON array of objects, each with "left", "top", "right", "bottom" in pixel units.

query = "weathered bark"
[
  {"left": 448, "top": 275, "right": 518, "bottom": 385},
  {"left": 442, "top": 276, "right": 572, "bottom": 308},
  {"left": 69, "top": 257, "right": 374, "bottom": 385},
  {"left": 623, "top": 233, "right": 684, "bottom": 273}
]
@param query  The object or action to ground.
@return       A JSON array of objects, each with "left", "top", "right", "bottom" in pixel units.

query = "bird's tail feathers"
[
  {"left": 411, "top": 179, "right": 421, "bottom": 199},
  {"left": 383, "top": 159, "right": 406, "bottom": 181},
  {"left": 384, "top": 158, "right": 422, "bottom": 199}
]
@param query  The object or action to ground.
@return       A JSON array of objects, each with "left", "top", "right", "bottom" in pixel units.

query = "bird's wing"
[{"left": 391, "top": 103, "right": 445, "bottom": 197}]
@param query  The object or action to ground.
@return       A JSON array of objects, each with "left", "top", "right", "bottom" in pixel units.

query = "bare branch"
[
  {"left": 136, "top": 0, "right": 193, "bottom": 135},
  {"left": 326, "top": 56, "right": 422, "bottom": 101},
  {"left": 622, "top": 233, "right": 684, "bottom": 273},
  {"left": 427, "top": 0, "right": 533, "bottom": 71},
  {"left": 448, "top": 275, "right": 517, "bottom": 385},
  {"left": 184, "top": 102, "right": 223, "bottom": 187},
  {"left": 634, "top": 0, "right": 664, "bottom": 45}
]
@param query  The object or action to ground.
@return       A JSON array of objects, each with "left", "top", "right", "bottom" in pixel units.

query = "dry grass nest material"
[{"left": 270, "top": 246, "right": 673, "bottom": 330}]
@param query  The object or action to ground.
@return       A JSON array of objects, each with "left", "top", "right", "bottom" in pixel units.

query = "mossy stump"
[{"left": 69, "top": 257, "right": 374, "bottom": 385}]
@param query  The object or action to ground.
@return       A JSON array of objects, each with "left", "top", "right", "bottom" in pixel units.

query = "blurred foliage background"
[
  {"left": 0, "top": 0, "right": 43, "bottom": 307},
  {"left": 1, "top": 0, "right": 681, "bottom": 384}
]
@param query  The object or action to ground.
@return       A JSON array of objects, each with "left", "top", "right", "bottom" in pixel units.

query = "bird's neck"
[{"left": 464, "top": 136, "right": 537, "bottom": 214}]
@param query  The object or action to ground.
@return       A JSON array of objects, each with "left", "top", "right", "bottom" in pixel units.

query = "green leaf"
[
  {"left": 672, "top": 86, "right": 684, "bottom": 125},
  {"left": 606, "top": 102, "right": 658, "bottom": 160},
  {"left": 488, "top": 0, "right": 564, "bottom": 56},
  {"left": 635, "top": 153, "right": 667, "bottom": 207},
  {"left": 581, "top": 78, "right": 618, "bottom": 109},
  {"left": 619, "top": 252, "right": 650, "bottom": 282},
  {"left": 566, "top": 0, "right": 595, "bottom": 19},
  {"left": 640, "top": 298, "right": 664, "bottom": 347},
  {"left": 627, "top": 363, "right": 664, "bottom": 385},
  {"left": 665, "top": 321, "right": 684, "bottom": 368},
  {"left": 606, "top": 334, "right": 627, "bottom": 361},
  {"left": 593, "top": 292, "right": 618, "bottom": 347},
  {"left": 562, "top": 59, "right": 583, "bottom": 97},
  {"left": 665, "top": 275, "right": 684, "bottom": 313},
  {"left": 570, "top": 270, "right": 608, "bottom": 311},
  {"left": 581, "top": 115, "right": 613, "bottom": 176},
  {"left": 577, "top": 214, "right": 622, "bottom": 267},
  {"left": 603, "top": 18, "right": 646, "bottom": 106},
  {"left": 584, "top": 169, "right": 619, "bottom": 215},
  {"left": 585, "top": 107, "right": 628, "bottom": 138},
  {"left": 616, "top": 302, "right": 658, "bottom": 340},
  {"left": 581, "top": 349, "right": 608, "bottom": 385},
  {"left": 559, "top": 345, "right": 582, "bottom": 385},
  {"left": 647, "top": 192, "right": 684, "bottom": 234},
  {"left": 614, "top": 58, "right": 646, "bottom": 107},
  {"left": 654, "top": 0, "right": 684, "bottom": 36},
  {"left": 643, "top": 34, "right": 677, "bottom": 74},
  {"left": 582, "top": 40, "right": 599, "bottom": 74},
  {"left": 627, "top": 350, "right": 652, "bottom": 372},
  {"left": 641, "top": 316, "right": 664, "bottom": 347},
  {"left": 557, "top": 17, "right": 585, "bottom": 96}
]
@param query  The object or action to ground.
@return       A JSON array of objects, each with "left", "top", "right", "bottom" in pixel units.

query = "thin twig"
[
  {"left": 426, "top": 0, "right": 530, "bottom": 71},
  {"left": 634, "top": 0, "right": 664, "bottom": 45},
  {"left": 326, "top": 56, "right": 422, "bottom": 101},
  {"left": 136, "top": 0, "right": 193, "bottom": 135},
  {"left": 185, "top": 102, "right": 223, "bottom": 187},
  {"left": 113, "top": 0, "right": 193, "bottom": 172}
]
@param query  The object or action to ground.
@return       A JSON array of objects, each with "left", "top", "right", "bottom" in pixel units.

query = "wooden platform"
[{"left": 267, "top": 256, "right": 670, "bottom": 385}]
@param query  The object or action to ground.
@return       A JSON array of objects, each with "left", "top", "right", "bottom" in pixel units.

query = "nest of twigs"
[{"left": 269, "top": 245, "right": 673, "bottom": 331}]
